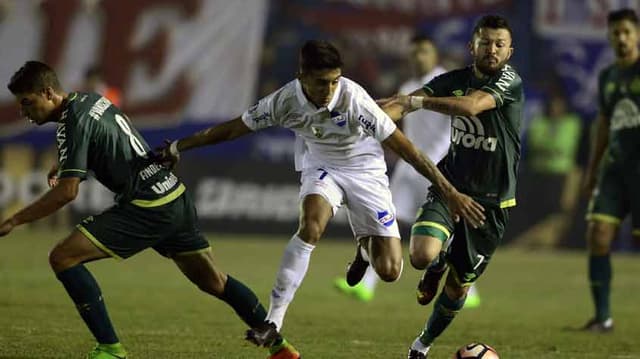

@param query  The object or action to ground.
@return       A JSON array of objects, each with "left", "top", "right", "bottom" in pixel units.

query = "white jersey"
[
  {"left": 391, "top": 67, "right": 451, "bottom": 222},
  {"left": 241, "top": 77, "right": 397, "bottom": 172},
  {"left": 397, "top": 66, "right": 450, "bottom": 160}
]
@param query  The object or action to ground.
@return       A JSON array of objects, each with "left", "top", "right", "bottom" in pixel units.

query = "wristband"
[{"left": 409, "top": 96, "right": 423, "bottom": 111}]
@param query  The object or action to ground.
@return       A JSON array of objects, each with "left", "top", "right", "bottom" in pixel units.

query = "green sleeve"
[
  {"left": 480, "top": 67, "right": 522, "bottom": 107},
  {"left": 423, "top": 73, "right": 451, "bottom": 97},
  {"left": 57, "top": 112, "right": 90, "bottom": 180}
]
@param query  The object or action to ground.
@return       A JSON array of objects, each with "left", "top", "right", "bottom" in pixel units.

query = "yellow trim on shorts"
[
  {"left": 59, "top": 169, "right": 87, "bottom": 174},
  {"left": 586, "top": 213, "right": 622, "bottom": 225},
  {"left": 173, "top": 247, "right": 212, "bottom": 257},
  {"left": 447, "top": 264, "right": 474, "bottom": 288},
  {"left": 500, "top": 198, "right": 516, "bottom": 208},
  {"left": 76, "top": 224, "right": 123, "bottom": 261},
  {"left": 131, "top": 183, "right": 185, "bottom": 208},
  {"left": 412, "top": 221, "right": 451, "bottom": 238}
]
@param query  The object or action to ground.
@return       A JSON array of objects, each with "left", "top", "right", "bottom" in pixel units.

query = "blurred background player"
[
  {"left": 381, "top": 15, "right": 523, "bottom": 358},
  {"left": 81, "top": 65, "right": 122, "bottom": 107},
  {"left": 581, "top": 8, "right": 640, "bottom": 332},
  {"left": 333, "top": 34, "right": 482, "bottom": 308}
]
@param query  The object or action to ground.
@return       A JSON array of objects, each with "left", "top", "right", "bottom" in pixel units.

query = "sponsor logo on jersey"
[
  {"left": 377, "top": 210, "right": 395, "bottom": 227},
  {"left": 88, "top": 97, "right": 112, "bottom": 121},
  {"left": 358, "top": 114, "right": 375, "bottom": 134},
  {"left": 610, "top": 98, "right": 640, "bottom": 131},
  {"left": 330, "top": 110, "right": 346, "bottom": 127},
  {"left": 451, "top": 116, "right": 497, "bottom": 152},
  {"left": 494, "top": 64, "right": 517, "bottom": 92},
  {"left": 56, "top": 123, "right": 68, "bottom": 164},
  {"left": 311, "top": 125, "right": 324, "bottom": 138}
]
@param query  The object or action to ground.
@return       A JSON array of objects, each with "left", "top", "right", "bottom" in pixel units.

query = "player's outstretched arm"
[
  {"left": 382, "top": 89, "right": 496, "bottom": 118},
  {"left": 583, "top": 113, "right": 610, "bottom": 197},
  {"left": 382, "top": 129, "right": 485, "bottom": 227},
  {"left": 0, "top": 177, "right": 80, "bottom": 236},
  {"left": 378, "top": 89, "right": 428, "bottom": 122},
  {"left": 158, "top": 117, "right": 252, "bottom": 167}
]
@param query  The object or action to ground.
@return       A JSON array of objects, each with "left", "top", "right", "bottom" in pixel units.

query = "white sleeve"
[
  {"left": 241, "top": 91, "right": 279, "bottom": 131},
  {"left": 355, "top": 89, "right": 397, "bottom": 142}
]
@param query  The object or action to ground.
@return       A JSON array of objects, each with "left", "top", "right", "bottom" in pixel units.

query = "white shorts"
[
  {"left": 299, "top": 167, "right": 400, "bottom": 238},
  {"left": 390, "top": 161, "right": 430, "bottom": 223}
]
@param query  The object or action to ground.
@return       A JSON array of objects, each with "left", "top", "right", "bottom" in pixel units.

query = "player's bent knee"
[
  {"left": 48, "top": 247, "right": 76, "bottom": 273},
  {"left": 297, "top": 221, "right": 325, "bottom": 244},
  {"left": 374, "top": 258, "right": 403, "bottom": 282},
  {"left": 587, "top": 221, "right": 616, "bottom": 255}
]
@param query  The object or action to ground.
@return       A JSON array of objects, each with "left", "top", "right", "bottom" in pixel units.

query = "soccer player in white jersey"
[
  {"left": 158, "top": 40, "right": 485, "bottom": 352},
  {"left": 333, "top": 34, "right": 465, "bottom": 303}
]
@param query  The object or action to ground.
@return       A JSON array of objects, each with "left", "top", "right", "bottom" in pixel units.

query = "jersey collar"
[{"left": 294, "top": 78, "right": 342, "bottom": 112}]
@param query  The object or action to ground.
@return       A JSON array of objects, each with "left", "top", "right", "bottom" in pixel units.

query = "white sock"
[
  {"left": 411, "top": 337, "right": 431, "bottom": 353},
  {"left": 266, "top": 235, "right": 315, "bottom": 331},
  {"left": 361, "top": 265, "right": 379, "bottom": 291}
]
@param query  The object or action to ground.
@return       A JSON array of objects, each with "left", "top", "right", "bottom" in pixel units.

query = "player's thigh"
[
  {"left": 447, "top": 206, "right": 509, "bottom": 286},
  {"left": 74, "top": 203, "right": 170, "bottom": 262},
  {"left": 409, "top": 191, "right": 454, "bottom": 268},
  {"left": 49, "top": 229, "right": 110, "bottom": 273},
  {"left": 341, "top": 171, "right": 400, "bottom": 239},
  {"left": 153, "top": 191, "right": 211, "bottom": 258},
  {"left": 173, "top": 248, "right": 226, "bottom": 296},
  {"left": 298, "top": 168, "right": 344, "bottom": 242},
  {"left": 586, "top": 165, "right": 627, "bottom": 254}
]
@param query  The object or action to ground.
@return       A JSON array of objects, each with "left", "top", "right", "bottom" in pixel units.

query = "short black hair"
[
  {"left": 7, "top": 61, "right": 62, "bottom": 95},
  {"left": 85, "top": 64, "right": 103, "bottom": 79},
  {"left": 410, "top": 33, "right": 434, "bottom": 45},
  {"left": 472, "top": 15, "right": 513, "bottom": 40},
  {"left": 608, "top": 8, "right": 639, "bottom": 25},
  {"left": 299, "top": 40, "right": 343, "bottom": 73}
]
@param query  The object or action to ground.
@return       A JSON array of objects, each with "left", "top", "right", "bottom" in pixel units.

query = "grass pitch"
[{"left": 1, "top": 229, "right": 640, "bottom": 358}]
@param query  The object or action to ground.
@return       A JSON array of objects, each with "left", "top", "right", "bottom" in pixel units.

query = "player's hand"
[
  {"left": 0, "top": 218, "right": 16, "bottom": 237},
  {"left": 581, "top": 170, "right": 597, "bottom": 198},
  {"left": 377, "top": 94, "right": 411, "bottom": 112},
  {"left": 153, "top": 139, "right": 180, "bottom": 170},
  {"left": 47, "top": 163, "right": 59, "bottom": 188},
  {"left": 445, "top": 190, "right": 485, "bottom": 228}
]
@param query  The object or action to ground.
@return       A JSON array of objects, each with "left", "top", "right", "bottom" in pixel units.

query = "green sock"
[
  {"left": 56, "top": 265, "right": 119, "bottom": 344},
  {"left": 221, "top": 275, "right": 267, "bottom": 327},
  {"left": 589, "top": 255, "right": 612, "bottom": 321},
  {"left": 419, "top": 291, "right": 465, "bottom": 346}
]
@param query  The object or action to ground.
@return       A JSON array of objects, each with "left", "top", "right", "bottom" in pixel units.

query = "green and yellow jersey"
[
  {"left": 56, "top": 92, "right": 184, "bottom": 206},
  {"left": 598, "top": 59, "right": 640, "bottom": 163},
  {"left": 423, "top": 64, "right": 524, "bottom": 208}
]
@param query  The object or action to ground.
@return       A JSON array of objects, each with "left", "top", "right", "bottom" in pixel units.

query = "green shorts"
[
  {"left": 411, "top": 190, "right": 510, "bottom": 285},
  {"left": 587, "top": 161, "right": 640, "bottom": 234},
  {"left": 77, "top": 186, "right": 210, "bottom": 260}
]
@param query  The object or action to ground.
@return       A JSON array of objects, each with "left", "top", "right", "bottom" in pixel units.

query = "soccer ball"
[{"left": 452, "top": 343, "right": 499, "bottom": 358}]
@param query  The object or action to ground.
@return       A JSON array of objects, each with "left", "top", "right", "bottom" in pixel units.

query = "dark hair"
[
  {"left": 608, "top": 8, "right": 639, "bottom": 25},
  {"left": 410, "top": 33, "right": 434, "bottom": 45},
  {"left": 7, "top": 61, "right": 62, "bottom": 95},
  {"left": 299, "top": 40, "right": 343, "bottom": 73},
  {"left": 472, "top": 15, "right": 513, "bottom": 40}
]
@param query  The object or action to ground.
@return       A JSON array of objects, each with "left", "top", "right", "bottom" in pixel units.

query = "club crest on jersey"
[
  {"left": 377, "top": 210, "right": 395, "bottom": 227},
  {"left": 311, "top": 125, "right": 324, "bottom": 138},
  {"left": 330, "top": 110, "right": 346, "bottom": 127},
  {"left": 451, "top": 116, "right": 497, "bottom": 152}
]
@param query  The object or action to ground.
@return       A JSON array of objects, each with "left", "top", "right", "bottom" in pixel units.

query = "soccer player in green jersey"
[
  {"left": 0, "top": 61, "right": 299, "bottom": 359},
  {"left": 381, "top": 15, "right": 523, "bottom": 358},
  {"left": 581, "top": 8, "right": 640, "bottom": 333}
]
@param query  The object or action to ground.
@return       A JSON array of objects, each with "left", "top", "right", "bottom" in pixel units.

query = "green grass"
[{"left": 1, "top": 229, "right": 640, "bottom": 358}]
